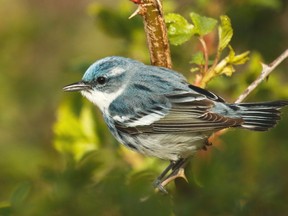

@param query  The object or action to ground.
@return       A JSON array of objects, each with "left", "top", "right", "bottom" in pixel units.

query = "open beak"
[{"left": 63, "top": 81, "right": 92, "bottom": 92}]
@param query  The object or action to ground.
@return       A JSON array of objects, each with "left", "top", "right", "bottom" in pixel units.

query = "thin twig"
[
  {"left": 196, "top": 49, "right": 221, "bottom": 88},
  {"left": 199, "top": 37, "right": 209, "bottom": 74},
  {"left": 235, "top": 49, "right": 288, "bottom": 103}
]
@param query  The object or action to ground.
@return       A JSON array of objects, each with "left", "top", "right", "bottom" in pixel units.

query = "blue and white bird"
[{"left": 63, "top": 56, "right": 288, "bottom": 193}]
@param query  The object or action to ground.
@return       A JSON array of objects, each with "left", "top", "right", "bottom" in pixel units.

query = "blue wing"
[{"left": 109, "top": 88, "right": 242, "bottom": 135}]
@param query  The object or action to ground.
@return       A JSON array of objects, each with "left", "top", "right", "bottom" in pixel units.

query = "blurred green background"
[{"left": 0, "top": 0, "right": 288, "bottom": 215}]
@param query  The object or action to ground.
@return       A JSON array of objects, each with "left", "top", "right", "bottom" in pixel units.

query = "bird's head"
[{"left": 63, "top": 56, "right": 142, "bottom": 112}]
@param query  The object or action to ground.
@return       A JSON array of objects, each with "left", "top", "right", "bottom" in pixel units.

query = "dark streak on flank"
[
  {"left": 134, "top": 84, "right": 153, "bottom": 92},
  {"left": 126, "top": 143, "right": 138, "bottom": 150}
]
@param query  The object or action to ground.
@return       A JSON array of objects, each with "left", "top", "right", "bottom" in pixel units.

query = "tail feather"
[{"left": 233, "top": 100, "right": 288, "bottom": 131}]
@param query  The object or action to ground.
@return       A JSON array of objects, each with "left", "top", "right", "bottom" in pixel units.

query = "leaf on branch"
[
  {"left": 190, "top": 12, "right": 218, "bottom": 36},
  {"left": 165, "top": 13, "right": 194, "bottom": 45},
  {"left": 190, "top": 51, "right": 205, "bottom": 65},
  {"left": 220, "top": 64, "right": 235, "bottom": 76},
  {"left": 214, "top": 46, "right": 250, "bottom": 76},
  {"left": 218, "top": 15, "right": 233, "bottom": 52},
  {"left": 228, "top": 46, "right": 250, "bottom": 65}
]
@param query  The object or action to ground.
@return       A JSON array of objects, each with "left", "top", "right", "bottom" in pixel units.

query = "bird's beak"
[{"left": 63, "top": 81, "right": 92, "bottom": 92}]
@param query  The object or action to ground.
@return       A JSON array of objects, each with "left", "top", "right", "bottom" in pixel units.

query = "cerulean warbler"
[{"left": 63, "top": 56, "right": 288, "bottom": 193}]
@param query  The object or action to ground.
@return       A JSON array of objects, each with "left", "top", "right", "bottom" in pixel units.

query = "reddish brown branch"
[{"left": 129, "top": 0, "right": 172, "bottom": 68}]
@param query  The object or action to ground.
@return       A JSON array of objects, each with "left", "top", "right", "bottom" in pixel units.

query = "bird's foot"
[{"left": 153, "top": 158, "right": 189, "bottom": 194}]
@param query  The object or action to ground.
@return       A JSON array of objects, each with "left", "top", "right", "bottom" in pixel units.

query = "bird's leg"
[
  {"left": 160, "top": 158, "right": 189, "bottom": 187},
  {"left": 153, "top": 161, "right": 176, "bottom": 193},
  {"left": 153, "top": 158, "right": 189, "bottom": 193},
  {"left": 160, "top": 167, "right": 187, "bottom": 189}
]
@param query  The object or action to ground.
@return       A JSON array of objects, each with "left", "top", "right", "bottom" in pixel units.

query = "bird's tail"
[{"left": 232, "top": 101, "right": 288, "bottom": 131}]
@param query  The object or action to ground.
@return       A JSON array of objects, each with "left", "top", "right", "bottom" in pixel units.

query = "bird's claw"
[{"left": 153, "top": 179, "right": 168, "bottom": 194}]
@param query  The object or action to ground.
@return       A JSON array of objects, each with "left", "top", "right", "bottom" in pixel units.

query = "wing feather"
[{"left": 113, "top": 92, "right": 243, "bottom": 135}]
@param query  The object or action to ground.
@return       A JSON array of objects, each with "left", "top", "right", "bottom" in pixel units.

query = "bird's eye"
[{"left": 97, "top": 76, "right": 106, "bottom": 85}]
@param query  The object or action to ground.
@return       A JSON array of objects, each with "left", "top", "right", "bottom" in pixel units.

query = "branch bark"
[{"left": 130, "top": 0, "right": 172, "bottom": 68}]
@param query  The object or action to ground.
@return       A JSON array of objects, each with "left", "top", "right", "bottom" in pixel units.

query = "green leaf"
[
  {"left": 213, "top": 46, "right": 250, "bottom": 77},
  {"left": 165, "top": 13, "right": 194, "bottom": 45},
  {"left": 218, "top": 15, "right": 233, "bottom": 52},
  {"left": 221, "top": 64, "right": 235, "bottom": 76},
  {"left": 190, "top": 51, "right": 205, "bottom": 65},
  {"left": 189, "top": 12, "right": 218, "bottom": 36},
  {"left": 228, "top": 46, "right": 250, "bottom": 65},
  {"left": 53, "top": 99, "right": 99, "bottom": 161}
]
